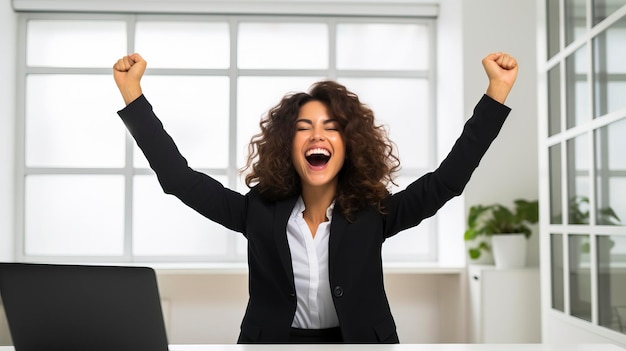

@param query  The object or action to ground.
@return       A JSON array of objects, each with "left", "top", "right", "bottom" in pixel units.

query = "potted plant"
[{"left": 464, "top": 199, "right": 539, "bottom": 268}]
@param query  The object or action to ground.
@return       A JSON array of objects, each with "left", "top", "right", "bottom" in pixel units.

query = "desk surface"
[
  {"left": 3, "top": 344, "right": 624, "bottom": 351},
  {"left": 171, "top": 345, "right": 625, "bottom": 351}
]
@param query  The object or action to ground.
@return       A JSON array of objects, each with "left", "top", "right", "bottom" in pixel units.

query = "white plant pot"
[{"left": 491, "top": 233, "right": 527, "bottom": 269}]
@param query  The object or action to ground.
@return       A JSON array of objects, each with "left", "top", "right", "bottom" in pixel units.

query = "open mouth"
[{"left": 305, "top": 148, "right": 331, "bottom": 167}]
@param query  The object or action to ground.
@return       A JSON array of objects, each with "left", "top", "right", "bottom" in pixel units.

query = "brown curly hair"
[{"left": 243, "top": 80, "right": 400, "bottom": 221}]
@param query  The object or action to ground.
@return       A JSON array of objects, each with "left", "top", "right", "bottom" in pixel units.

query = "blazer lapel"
[
  {"left": 274, "top": 196, "right": 298, "bottom": 286},
  {"left": 329, "top": 208, "right": 349, "bottom": 265}
]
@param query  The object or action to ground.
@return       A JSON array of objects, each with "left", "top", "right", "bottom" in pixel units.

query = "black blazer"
[{"left": 118, "top": 94, "right": 510, "bottom": 343}]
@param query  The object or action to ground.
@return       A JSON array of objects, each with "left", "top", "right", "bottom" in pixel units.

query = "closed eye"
[
  {"left": 295, "top": 119, "right": 312, "bottom": 131},
  {"left": 324, "top": 121, "right": 340, "bottom": 131}
]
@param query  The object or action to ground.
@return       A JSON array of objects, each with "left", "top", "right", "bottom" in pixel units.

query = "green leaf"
[
  {"left": 469, "top": 248, "right": 482, "bottom": 259},
  {"left": 464, "top": 228, "right": 478, "bottom": 241}
]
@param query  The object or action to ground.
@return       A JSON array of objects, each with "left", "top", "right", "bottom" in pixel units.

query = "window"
[
  {"left": 17, "top": 12, "right": 437, "bottom": 264},
  {"left": 542, "top": 0, "right": 626, "bottom": 340}
]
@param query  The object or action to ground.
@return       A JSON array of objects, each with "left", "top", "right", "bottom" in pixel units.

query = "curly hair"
[{"left": 243, "top": 80, "right": 400, "bottom": 221}]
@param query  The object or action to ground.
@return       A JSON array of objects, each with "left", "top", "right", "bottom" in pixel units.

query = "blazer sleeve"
[
  {"left": 383, "top": 94, "right": 511, "bottom": 237},
  {"left": 117, "top": 95, "right": 248, "bottom": 233}
]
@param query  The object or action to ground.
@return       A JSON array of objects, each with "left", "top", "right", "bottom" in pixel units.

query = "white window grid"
[
  {"left": 15, "top": 12, "right": 438, "bottom": 264},
  {"left": 540, "top": 0, "right": 626, "bottom": 339}
]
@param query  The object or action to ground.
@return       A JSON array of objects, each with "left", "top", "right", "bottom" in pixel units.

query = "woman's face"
[{"left": 291, "top": 100, "right": 346, "bottom": 191}]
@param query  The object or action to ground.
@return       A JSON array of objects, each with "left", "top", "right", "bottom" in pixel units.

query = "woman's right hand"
[{"left": 113, "top": 53, "right": 147, "bottom": 105}]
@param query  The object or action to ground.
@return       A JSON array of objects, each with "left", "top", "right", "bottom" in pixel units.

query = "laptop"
[{"left": 0, "top": 262, "right": 169, "bottom": 351}]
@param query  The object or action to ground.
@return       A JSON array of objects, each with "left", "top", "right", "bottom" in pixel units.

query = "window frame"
[
  {"left": 15, "top": 11, "right": 439, "bottom": 265},
  {"left": 540, "top": 0, "right": 626, "bottom": 341}
]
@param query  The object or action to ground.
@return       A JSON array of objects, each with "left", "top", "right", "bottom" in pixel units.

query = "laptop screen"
[{"left": 0, "top": 263, "right": 169, "bottom": 351}]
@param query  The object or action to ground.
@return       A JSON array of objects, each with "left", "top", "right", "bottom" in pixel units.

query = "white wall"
[
  {"left": 1, "top": 0, "right": 17, "bottom": 263},
  {"left": 0, "top": 1, "right": 16, "bottom": 344}
]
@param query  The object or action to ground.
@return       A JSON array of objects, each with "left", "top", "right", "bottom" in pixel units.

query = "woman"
[{"left": 113, "top": 52, "right": 518, "bottom": 344}]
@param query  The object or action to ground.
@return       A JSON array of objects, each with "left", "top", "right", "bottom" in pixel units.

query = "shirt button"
[{"left": 333, "top": 285, "right": 344, "bottom": 298}]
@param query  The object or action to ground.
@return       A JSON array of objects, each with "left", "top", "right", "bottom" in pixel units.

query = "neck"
[{"left": 300, "top": 182, "right": 337, "bottom": 223}]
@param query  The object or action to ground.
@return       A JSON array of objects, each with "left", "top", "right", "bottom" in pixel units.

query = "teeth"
[{"left": 306, "top": 148, "right": 330, "bottom": 157}]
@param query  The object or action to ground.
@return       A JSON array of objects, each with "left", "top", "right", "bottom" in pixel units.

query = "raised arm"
[
  {"left": 113, "top": 53, "right": 147, "bottom": 105},
  {"left": 383, "top": 52, "right": 516, "bottom": 237},
  {"left": 112, "top": 53, "right": 248, "bottom": 234}
]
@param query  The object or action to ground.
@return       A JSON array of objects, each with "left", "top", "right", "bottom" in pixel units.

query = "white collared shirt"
[{"left": 286, "top": 196, "right": 340, "bottom": 329}]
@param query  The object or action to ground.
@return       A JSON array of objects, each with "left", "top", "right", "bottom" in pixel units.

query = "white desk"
[
  {"left": 172, "top": 345, "right": 625, "bottom": 351},
  {"left": 3, "top": 344, "right": 624, "bottom": 351}
]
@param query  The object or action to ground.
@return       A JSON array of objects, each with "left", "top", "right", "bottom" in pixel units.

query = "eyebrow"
[{"left": 295, "top": 118, "right": 339, "bottom": 125}]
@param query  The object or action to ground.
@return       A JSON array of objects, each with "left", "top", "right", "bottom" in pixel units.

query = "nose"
[{"left": 310, "top": 126, "right": 325, "bottom": 141}]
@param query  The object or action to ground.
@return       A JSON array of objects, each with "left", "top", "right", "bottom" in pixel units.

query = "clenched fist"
[
  {"left": 482, "top": 52, "right": 518, "bottom": 104},
  {"left": 113, "top": 53, "right": 147, "bottom": 105}
]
